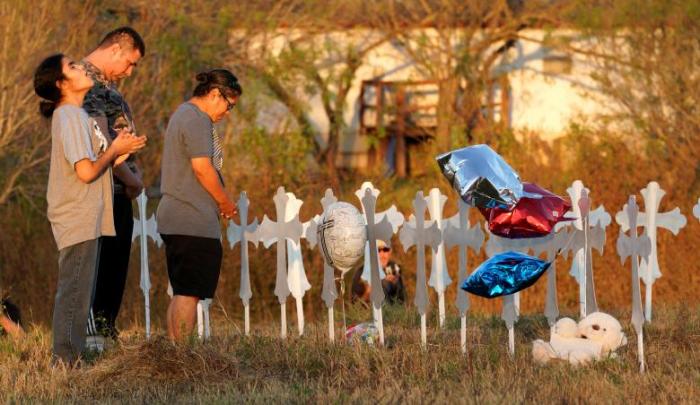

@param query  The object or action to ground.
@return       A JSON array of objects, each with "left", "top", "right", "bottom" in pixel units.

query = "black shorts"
[{"left": 161, "top": 234, "right": 222, "bottom": 299}]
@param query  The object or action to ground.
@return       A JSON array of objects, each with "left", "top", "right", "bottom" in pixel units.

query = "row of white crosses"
[{"left": 129, "top": 180, "right": 691, "bottom": 354}]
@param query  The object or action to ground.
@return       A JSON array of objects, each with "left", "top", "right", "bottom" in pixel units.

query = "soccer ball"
[{"left": 317, "top": 202, "right": 366, "bottom": 274}]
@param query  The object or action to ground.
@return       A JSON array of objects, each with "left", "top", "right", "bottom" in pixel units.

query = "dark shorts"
[{"left": 161, "top": 234, "right": 222, "bottom": 299}]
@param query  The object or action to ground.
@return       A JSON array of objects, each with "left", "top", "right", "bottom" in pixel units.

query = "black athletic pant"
[{"left": 91, "top": 193, "right": 133, "bottom": 338}]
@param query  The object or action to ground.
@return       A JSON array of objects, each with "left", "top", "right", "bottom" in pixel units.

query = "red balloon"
[{"left": 480, "top": 183, "right": 572, "bottom": 239}]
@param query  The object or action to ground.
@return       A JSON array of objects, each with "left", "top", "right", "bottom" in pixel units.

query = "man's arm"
[
  {"left": 190, "top": 157, "right": 236, "bottom": 218},
  {"left": 114, "top": 161, "right": 143, "bottom": 187}
]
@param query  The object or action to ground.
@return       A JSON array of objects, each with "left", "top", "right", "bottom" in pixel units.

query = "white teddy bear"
[{"left": 532, "top": 312, "right": 627, "bottom": 366}]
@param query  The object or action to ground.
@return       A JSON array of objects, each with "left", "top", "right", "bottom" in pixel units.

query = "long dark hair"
[
  {"left": 193, "top": 69, "right": 242, "bottom": 98},
  {"left": 33, "top": 54, "right": 65, "bottom": 118}
]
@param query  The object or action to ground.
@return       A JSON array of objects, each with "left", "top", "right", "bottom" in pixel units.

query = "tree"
[
  {"left": 556, "top": 0, "right": 700, "bottom": 198},
  {"left": 0, "top": 1, "right": 96, "bottom": 205},
  {"left": 227, "top": 0, "right": 396, "bottom": 187},
  {"left": 375, "top": 0, "right": 568, "bottom": 151}
]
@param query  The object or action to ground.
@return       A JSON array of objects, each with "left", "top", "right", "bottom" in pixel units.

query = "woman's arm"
[
  {"left": 74, "top": 133, "right": 147, "bottom": 184},
  {"left": 190, "top": 157, "right": 237, "bottom": 218},
  {"left": 74, "top": 148, "right": 119, "bottom": 183}
]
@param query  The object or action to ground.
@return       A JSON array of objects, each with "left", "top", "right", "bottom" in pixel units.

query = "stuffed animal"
[{"left": 532, "top": 312, "right": 627, "bottom": 366}]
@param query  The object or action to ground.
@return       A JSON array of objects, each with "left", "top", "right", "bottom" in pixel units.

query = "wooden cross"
[
  {"left": 563, "top": 181, "right": 610, "bottom": 318},
  {"left": 359, "top": 187, "right": 395, "bottom": 346},
  {"left": 399, "top": 191, "right": 442, "bottom": 348},
  {"left": 615, "top": 181, "right": 687, "bottom": 321},
  {"left": 355, "top": 182, "right": 404, "bottom": 283},
  {"left": 197, "top": 299, "right": 212, "bottom": 340},
  {"left": 257, "top": 187, "right": 304, "bottom": 339},
  {"left": 131, "top": 191, "right": 163, "bottom": 339},
  {"left": 226, "top": 191, "right": 259, "bottom": 336},
  {"left": 425, "top": 188, "right": 451, "bottom": 328},
  {"left": 616, "top": 195, "right": 652, "bottom": 373},
  {"left": 444, "top": 199, "right": 484, "bottom": 353},
  {"left": 303, "top": 189, "right": 340, "bottom": 342},
  {"left": 486, "top": 231, "right": 534, "bottom": 356},
  {"left": 532, "top": 228, "right": 571, "bottom": 338},
  {"left": 283, "top": 192, "right": 310, "bottom": 337}
]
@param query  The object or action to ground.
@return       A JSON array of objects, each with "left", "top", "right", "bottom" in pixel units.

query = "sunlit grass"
[{"left": 1, "top": 305, "right": 698, "bottom": 403}]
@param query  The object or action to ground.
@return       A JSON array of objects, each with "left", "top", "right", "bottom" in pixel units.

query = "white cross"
[
  {"left": 256, "top": 187, "right": 304, "bottom": 339},
  {"left": 196, "top": 299, "right": 212, "bottom": 340},
  {"left": 355, "top": 182, "right": 402, "bottom": 344},
  {"left": 562, "top": 180, "right": 610, "bottom": 318},
  {"left": 399, "top": 191, "right": 442, "bottom": 348},
  {"left": 304, "top": 189, "right": 339, "bottom": 342},
  {"left": 359, "top": 187, "right": 395, "bottom": 346},
  {"left": 486, "top": 231, "right": 537, "bottom": 355},
  {"left": 615, "top": 181, "right": 686, "bottom": 322},
  {"left": 226, "top": 191, "right": 259, "bottom": 336},
  {"left": 694, "top": 198, "right": 700, "bottom": 221},
  {"left": 531, "top": 228, "right": 571, "bottom": 338},
  {"left": 355, "top": 182, "right": 404, "bottom": 284},
  {"left": 444, "top": 199, "right": 484, "bottom": 353},
  {"left": 616, "top": 195, "right": 652, "bottom": 373},
  {"left": 425, "top": 188, "right": 451, "bottom": 328},
  {"left": 284, "top": 192, "right": 311, "bottom": 337},
  {"left": 131, "top": 191, "right": 163, "bottom": 338}
]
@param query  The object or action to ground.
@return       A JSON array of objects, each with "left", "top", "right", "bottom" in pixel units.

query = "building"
[{"left": 243, "top": 29, "right": 609, "bottom": 174}]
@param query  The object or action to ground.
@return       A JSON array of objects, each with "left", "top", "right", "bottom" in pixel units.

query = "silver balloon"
[
  {"left": 436, "top": 144, "right": 523, "bottom": 210},
  {"left": 317, "top": 202, "right": 367, "bottom": 274}
]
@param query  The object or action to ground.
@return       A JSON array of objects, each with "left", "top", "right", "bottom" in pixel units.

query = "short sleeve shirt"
[
  {"left": 81, "top": 60, "right": 137, "bottom": 189},
  {"left": 47, "top": 105, "right": 115, "bottom": 250},
  {"left": 156, "top": 102, "right": 221, "bottom": 239}
]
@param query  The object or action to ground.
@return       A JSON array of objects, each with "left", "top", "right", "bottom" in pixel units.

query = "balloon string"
[
  {"left": 555, "top": 226, "right": 578, "bottom": 259},
  {"left": 340, "top": 276, "right": 347, "bottom": 342}
]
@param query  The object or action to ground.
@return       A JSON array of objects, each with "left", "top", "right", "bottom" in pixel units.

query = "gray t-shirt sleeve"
[
  {"left": 59, "top": 108, "right": 96, "bottom": 166},
  {"left": 181, "top": 112, "right": 212, "bottom": 159}
]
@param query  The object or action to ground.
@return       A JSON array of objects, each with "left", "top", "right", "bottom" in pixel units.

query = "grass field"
[{"left": 1, "top": 304, "right": 699, "bottom": 403}]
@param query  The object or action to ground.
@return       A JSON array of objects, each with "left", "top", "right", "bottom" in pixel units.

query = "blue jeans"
[{"left": 52, "top": 238, "right": 101, "bottom": 363}]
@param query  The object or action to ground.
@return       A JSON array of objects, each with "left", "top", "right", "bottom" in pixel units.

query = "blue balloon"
[{"left": 461, "top": 251, "right": 550, "bottom": 298}]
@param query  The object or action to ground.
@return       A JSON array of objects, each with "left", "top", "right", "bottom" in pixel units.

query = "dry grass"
[{"left": 1, "top": 304, "right": 699, "bottom": 404}]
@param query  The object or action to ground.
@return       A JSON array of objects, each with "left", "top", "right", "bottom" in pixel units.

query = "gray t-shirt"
[
  {"left": 47, "top": 105, "right": 115, "bottom": 250},
  {"left": 157, "top": 102, "right": 221, "bottom": 239}
]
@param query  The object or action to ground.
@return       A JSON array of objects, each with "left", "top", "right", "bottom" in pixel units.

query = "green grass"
[{"left": 1, "top": 305, "right": 699, "bottom": 403}]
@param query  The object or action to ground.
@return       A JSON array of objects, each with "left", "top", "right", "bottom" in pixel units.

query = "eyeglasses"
[
  {"left": 218, "top": 88, "right": 237, "bottom": 111},
  {"left": 379, "top": 247, "right": 391, "bottom": 253},
  {"left": 223, "top": 96, "right": 236, "bottom": 111}
]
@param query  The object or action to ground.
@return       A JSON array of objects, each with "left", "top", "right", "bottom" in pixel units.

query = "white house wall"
[{"left": 235, "top": 29, "right": 612, "bottom": 168}]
